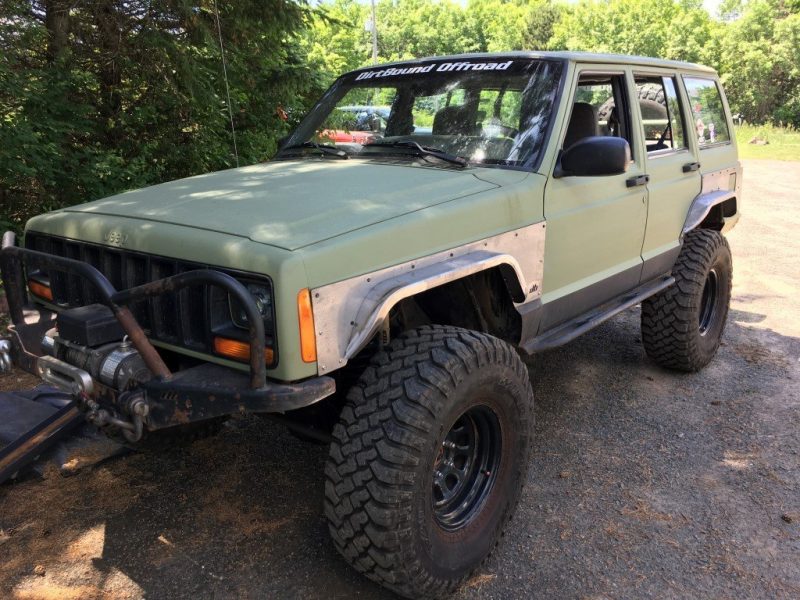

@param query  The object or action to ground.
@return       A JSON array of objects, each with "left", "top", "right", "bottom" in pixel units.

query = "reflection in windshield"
[{"left": 281, "top": 58, "right": 564, "bottom": 169}]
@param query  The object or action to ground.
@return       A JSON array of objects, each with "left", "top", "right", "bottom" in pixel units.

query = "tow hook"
[
  {"left": 0, "top": 339, "right": 10, "bottom": 374},
  {"left": 84, "top": 392, "right": 150, "bottom": 443}
]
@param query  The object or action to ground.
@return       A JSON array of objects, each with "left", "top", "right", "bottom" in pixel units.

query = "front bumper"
[{"left": 1, "top": 231, "right": 335, "bottom": 433}]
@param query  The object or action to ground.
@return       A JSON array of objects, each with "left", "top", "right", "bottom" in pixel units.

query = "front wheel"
[
  {"left": 641, "top": 229, "right": 732, "bottom": 371},
  {"left": 324, "top": 325, "right": 534, "bottom": 599}
]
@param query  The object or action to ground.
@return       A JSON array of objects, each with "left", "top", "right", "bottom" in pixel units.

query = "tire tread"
[
  {"left": 641, "top": 229, "right": 732, "bottom": 371},
  {"left": 324, "top": 325, "right": 533, "bottom": 599}
]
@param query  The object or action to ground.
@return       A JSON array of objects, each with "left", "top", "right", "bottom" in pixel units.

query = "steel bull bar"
[{"left": 1, "top": 231, "right": 335, "bottom": 431}]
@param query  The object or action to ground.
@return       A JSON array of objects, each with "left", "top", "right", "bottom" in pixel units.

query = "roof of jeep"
[{"left": 344, "top": 51, "right": 716, "bottom": 77}]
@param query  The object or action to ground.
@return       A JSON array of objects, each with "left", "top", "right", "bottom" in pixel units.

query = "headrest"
[{"left": 564, "top": 102, "right": 598, "bottom": 149}]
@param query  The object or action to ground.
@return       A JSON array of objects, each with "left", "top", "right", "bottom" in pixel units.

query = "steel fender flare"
[
  {"left": 682, "top": 189, "right": 736, "bottom": 234},
  {"left": 343, "top": 251, "right": 526, "bottom": 360},
  {"left": 309, "top": 222, "right": 547, "bottom": 374}
]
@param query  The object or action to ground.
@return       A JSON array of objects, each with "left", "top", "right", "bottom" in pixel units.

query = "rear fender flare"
[{"left": 683, "top": 164, "right": 741, "bottom": 234}]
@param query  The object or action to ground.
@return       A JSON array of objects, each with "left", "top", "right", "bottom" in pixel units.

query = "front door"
[{"left": 540, "top": 68, "right": 648, "bottom": 331}]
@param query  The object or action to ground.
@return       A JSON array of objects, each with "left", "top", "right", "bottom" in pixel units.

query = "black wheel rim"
[
  {"left": 699, "top": 268, "right": 719, "bottom": 336},
  {"left": 432, "top": 405, "right": 502, "bottom": 531}
]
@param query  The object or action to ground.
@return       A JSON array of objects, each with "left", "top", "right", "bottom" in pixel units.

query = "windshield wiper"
[
  {"left": 363, "top": 140, "right": 467, "bottom": 167},
  {"left": 277, "top": 141, "right": 349, "bottom": 160}
]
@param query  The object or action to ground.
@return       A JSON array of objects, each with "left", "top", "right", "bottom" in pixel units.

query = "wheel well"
[
  {"left": 699, "top": 197, "right": 737, "bottom": 230},
  {"left": 388, "top": 267, "right": 522, "bottom": 345}
]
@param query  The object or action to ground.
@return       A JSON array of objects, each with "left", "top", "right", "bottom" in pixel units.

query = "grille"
[{"left": 24, "top": 233, "right": 274, "bottom": 359}]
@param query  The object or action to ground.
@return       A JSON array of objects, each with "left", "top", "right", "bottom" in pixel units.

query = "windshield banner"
[{"left": 355, "top": 60, "right": 514, "bottom": 81}]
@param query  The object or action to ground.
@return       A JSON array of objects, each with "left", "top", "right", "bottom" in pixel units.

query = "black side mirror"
[
  {"left": 555, "top": 136, "right": 631, "bottom": 177},
  {"left": 277, "top": 135, "right": 290, "bottom": 150}
]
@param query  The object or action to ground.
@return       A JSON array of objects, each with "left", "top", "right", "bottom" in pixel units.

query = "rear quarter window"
[{"left": 683, "top": 77, "right": 731, "bottom": 148}]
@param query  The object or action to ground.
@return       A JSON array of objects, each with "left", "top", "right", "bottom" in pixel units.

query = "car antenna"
[{"left": 212, "top": 0, "right": 239, "bottom": 168}]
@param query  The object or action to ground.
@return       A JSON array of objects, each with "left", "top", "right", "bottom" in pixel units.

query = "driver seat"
[{"left": 563, "top": 102, "right": 598, "bottom": 149}]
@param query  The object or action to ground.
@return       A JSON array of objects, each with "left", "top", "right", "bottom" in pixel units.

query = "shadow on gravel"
[{"left": 1, "top": 306, "right": 798, "bottom": 600}]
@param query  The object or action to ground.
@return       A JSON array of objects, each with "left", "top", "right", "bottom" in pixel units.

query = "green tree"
[
  {"left": 549, "top": 0, "right": 713, "bottom": 61},
  {"left": 305, "top": 0, "right": 371, "bottom": 82},
  {"left": 0, "top": 1, "right": 325, "bottom": 232},
  {"left": 523, "top": 1, "right": 565, "bottom": 50},
  {"left": 376, "top": 0, "right": 477, "bottom": 60},
  {"left": 464, "top": 0, "right": 530, "bottom": 52},
  {"left": 704, "top": 0, "right": 800, "bottom": 125}
]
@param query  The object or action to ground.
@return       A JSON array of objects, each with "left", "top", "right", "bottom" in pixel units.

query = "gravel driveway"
[{"left": 1, "top": 159, "right": 798, "bottom": 600}]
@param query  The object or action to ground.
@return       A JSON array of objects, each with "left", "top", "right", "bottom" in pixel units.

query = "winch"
[
  {"left": 37, "top": 304, "right": 153, "bottom": 441},
  {"left": 42, "top": 333, "right": 151, "bottom": 392}
]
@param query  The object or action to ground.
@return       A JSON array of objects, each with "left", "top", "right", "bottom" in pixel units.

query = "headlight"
[{"left": 228, "top": 283, "right": 273, "bottom": 332}]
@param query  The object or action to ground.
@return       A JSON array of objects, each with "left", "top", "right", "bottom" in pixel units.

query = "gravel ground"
[{"left": 1, "top": 159, "right": 798, "bottom": 600}]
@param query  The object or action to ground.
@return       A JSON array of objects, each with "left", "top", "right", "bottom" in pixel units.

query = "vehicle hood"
[{"left": 63, "top": 160, "right": 499, "bottom": 251}]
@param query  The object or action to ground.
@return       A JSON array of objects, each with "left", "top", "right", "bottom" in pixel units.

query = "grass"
[{"left": 735, "top": 123, "right": 800, "bottom": 161}]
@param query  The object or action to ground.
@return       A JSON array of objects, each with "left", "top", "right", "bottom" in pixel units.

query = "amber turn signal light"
[
  {"left": 297, "top": 288, "right": 317, "bottom": 363},
  {"left": 28, "top": 279, "right": 53, "bottom": 301},
  {"left": 213, "top": 337, "right": 274, "bottom": 364}
]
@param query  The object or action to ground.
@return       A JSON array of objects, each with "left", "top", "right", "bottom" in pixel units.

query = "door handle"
[
  {"left": 626, "top": 174, "right": 649, "bottom": 188},
  {"left": 682, "top": 161, "right": 701, "bottom": 172}
]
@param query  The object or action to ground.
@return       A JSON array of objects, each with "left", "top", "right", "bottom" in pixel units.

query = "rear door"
[
  {"left": 632, "top": 72, "right": 702, "bottom": 281},
  {"left": 682, "top": 75, "right": 739, "bottom": 175}
]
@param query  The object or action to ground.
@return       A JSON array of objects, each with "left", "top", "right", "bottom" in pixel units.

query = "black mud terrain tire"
[
  {"left": 324, "top": 325, "right": 534, "bottom": 599},
  {"left": 598, "top": 82, "right": 666, "bottom": 121},
  {"left": 641, "top": 229, "right": 732, "bottom": 371}
]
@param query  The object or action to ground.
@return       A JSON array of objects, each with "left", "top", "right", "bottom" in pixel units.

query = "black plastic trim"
[{"left": 535, "top": 262, "right": 644, "bottom": 333}]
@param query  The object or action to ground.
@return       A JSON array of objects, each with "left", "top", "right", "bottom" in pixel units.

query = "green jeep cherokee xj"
[{"left": 1, "top": 52, "right": 741, "bottom": 598}]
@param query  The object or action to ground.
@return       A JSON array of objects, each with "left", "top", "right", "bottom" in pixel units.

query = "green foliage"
[
  {"left": 523, "top": 1, "right": 565, "bottom": 50},
  {"left": 550, "top": 0, "right": 713, "bottom": 63},
  {"left": 1, "top": 0, "right": 798, "bottom": 236},
  {"left": 305, "top": 0, "right": 371, "bottom": 80},
  {"left": 304, "top": 0, "right": 558, "bottom": 82},
  {"left": 0, "top": 0, "right": 327, "bottom": 233},
  {"left": 306, "top": 0, "right": 799, "bottom": 132},
  {"left": 705, "top": 1, "right": 800, "bottom": 126}
]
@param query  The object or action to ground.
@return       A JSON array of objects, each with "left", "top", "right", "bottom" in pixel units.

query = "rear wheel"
[
  {"left": 324, "top": 325, "right": 534, "bottom": 599},
  {"left": 641, "top": 229, "right": 732, "bottom": 371}
]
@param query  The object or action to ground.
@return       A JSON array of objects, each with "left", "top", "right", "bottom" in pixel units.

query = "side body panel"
[{"left": 299, "top": 169, "right": 541, "bottom": 289}]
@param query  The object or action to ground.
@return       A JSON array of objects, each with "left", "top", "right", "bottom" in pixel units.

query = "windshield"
[{"left": 281, "top": 57, "right": 564, "bottom": 169}]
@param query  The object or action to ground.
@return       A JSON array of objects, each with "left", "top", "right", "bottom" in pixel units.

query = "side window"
[
  {"left": 633, "top": 75, "right": 687, "bottom": 154},
  {"left": 683, "top": 77, "right": 731, "bottom": 147},
  {"left": 564, "top": 74, "right": 633, "bottom": 153}
]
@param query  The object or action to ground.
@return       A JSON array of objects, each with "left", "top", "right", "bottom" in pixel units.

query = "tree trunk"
[
  {"left": 44, "top": 0, "right": 70, "bottom": 62},
  {"left": 95, "top": 0, "right": 122, "bottom": 142}
]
